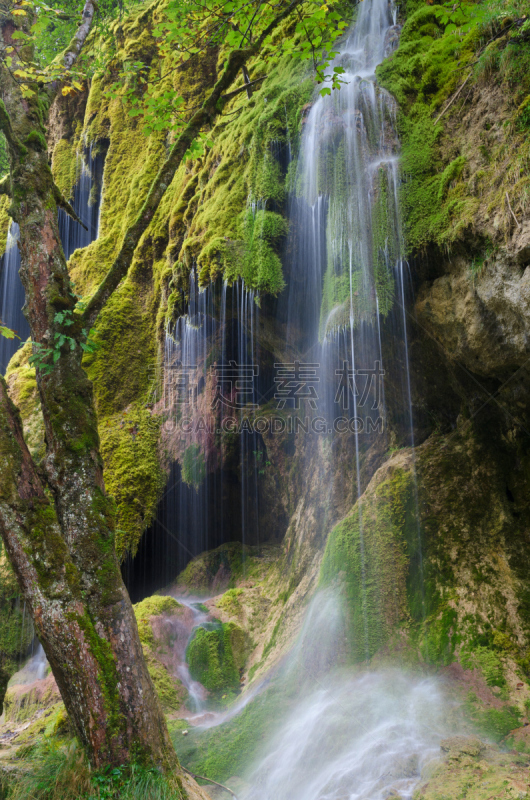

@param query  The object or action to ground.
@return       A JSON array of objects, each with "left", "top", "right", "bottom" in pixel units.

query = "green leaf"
[{"left": 0, "top": 326, "right": 18, "bottom": 340}]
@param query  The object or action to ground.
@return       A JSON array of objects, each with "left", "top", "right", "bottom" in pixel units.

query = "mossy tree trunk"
[
  {"left": 0, "top": 0, "right": 302, "bottom": 775},
  {"left": 0, "top": 11, "right": 179, "bottom": 773},
  {"left": 0, "top": 0, "right": 181, "bottom": 775}
]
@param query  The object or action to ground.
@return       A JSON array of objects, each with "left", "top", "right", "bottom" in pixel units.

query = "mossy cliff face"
[
  {"left": 319, "top": 454, "right": 413, "bottom": 662},
  {"left": 413, "top": 736, "right": 530, "bottom": 800},
  {"left": 30, "top": 0, "right": 329, "bottom": 558},
  {"left": 0, "top": 195, "right": 9, "bottom": 258},
  {"left": 377, "top": 0, "right": 530, "bottom": 254}
]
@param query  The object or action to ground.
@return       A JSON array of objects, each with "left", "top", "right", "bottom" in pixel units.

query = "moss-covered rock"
[
  {"left": 414, "top": 735, "right": 530, "bottom": 799},
  {"left": 377, "top": 1, "right": 530, "bottom": 253},
  {"left": 320, "top": 456, "right": 413, "bottom": 661},
  {"left": 133, "top": 594, "right": 184, "bottom": 711},
  {"left": 174, "top": 542, "right": 264, "bottom": 594},
  {"left": 186, "top": 621, "right": 247, "bottom": 696}
]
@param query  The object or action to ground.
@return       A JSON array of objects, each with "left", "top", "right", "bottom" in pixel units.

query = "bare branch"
[
  {"left": 434, "top": 72, "right": 472, "bottom": 124},
  {"left": 53, "top": 183, "right": 88, "bottom": 230},
  {"left": 181, "top": 766, "right": 238, "bottom": 799},
  {"left": 506, "top": 191, "right": 521, "bottom": 230},
  {"left": 62, "top": 0, "right": 97, "bottom": 72},
  {"left": 223, "top": 74, "right": 267, "bottom": 101}
]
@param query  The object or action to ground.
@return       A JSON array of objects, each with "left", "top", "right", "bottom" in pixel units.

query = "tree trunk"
[
  {"left": 0, "top": 15, "right": 183, "bottom": 781},
  {"left": 0, "top": 0, "right": 302, "bottom": 778}
]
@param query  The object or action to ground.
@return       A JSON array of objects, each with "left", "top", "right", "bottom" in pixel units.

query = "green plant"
[
  {"left": 0, "top": 321, "right": 19, "bottom": 340},
  {"left": 253, "top": 449, "right": 271, "bottom": 475},
  {"left": 6, "top": 739, "right": 187, "bottom": 799},
  {"left": 28, "top": 310, "right": 99, "bottom": 375}
]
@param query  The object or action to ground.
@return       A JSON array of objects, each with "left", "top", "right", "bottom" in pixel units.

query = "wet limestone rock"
[
  {"left": 133, "top": 595, "right": 187, "bottom": 712},
  {"left": 414, "top": 735, "right": 530, "bottom": 799},
  {"left": 415, "top": 247, "right": 530, "bottom": 377}
]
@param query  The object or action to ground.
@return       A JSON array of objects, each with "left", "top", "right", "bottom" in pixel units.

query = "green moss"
[
  {"left": 419, "top": 606, "right": 459, "bottom": 666},
  {"left": 132, "top": 595, "right": 183, "bottom": 712},
  {"left": 0, "top": 195, "right": 10, "bottom": 258},
  {"left": 186, "top": 621, "right": 246, "bottom": 695},
  {"left": 99, "top": 403, "right": 166, "bottom": 559},
  {"left": 464, "top": 692, "right": 521, "bottom": 742},
  {"left": 461, "top": 646, "right": 506, "bottom": 687},
  {"left": 376, "top": 7, "right": 477, "bottom": 252},
  {"left": 172, "top": 684, "right": 282, "bottom": 784},
  {"left": 76, "top": 610, "right": 122, "bottom": 736},
  {"left": 319, "top": 467, "right": 414, "bottom": 661},
  {"left": 145, "top": 652, "right": 182, "bottom": 712},
  {"left": 5, "top": 343, "right": 45, "bottom": 463},
  {"left": 216, "top": 588, "right": 244, "bottom": 617},
  {"left": 51, "top": 136, "right": 82, "bottom": 201},
  {"left": 133, "top": 595, "right": 180, "bottom": 648},
  {"left": 377, "top": 1, "right": 530, "bottom": 252},
  {"left": 181, "top": 443, "right": 206, "bottom": 489},
  {"left": 176, "top": 542, "right": 262, "bottom": 592},
  {"left": 24, "top": 130, "right": 48, "bottom": 153}
]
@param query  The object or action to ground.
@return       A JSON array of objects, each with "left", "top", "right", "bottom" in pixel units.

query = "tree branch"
[
  {"left": 181, "top": 766, "right": 238, "bottom": 798},
  {"left": 434, "top": 72, "right": 472, "bottom": 124},
  {"left": 506, "top": 191, "right": 521, "bottom": 230},
  {"left": 53, "top": 183, "right": 88, "bottom": 230},
  {"left": 0, "top": 176, "right": 10, "bottom": 197},
  {"left": 62, "top": 0, "right": 97, "bottom": 72},
  {"left": 223, "top": 74, "right": 267, "bottom": 101},
  {"left": 81, "top": 0, "right": 303, "bottom": 328}
]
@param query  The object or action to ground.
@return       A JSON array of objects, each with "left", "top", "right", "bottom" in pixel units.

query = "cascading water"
[
  {"left": 243, "top": 671, "right": 447, "bottom": 800},
  {"left": 279, "top": 0, "right": 422, "bottom": 661},
  {"left": 124, "top": 271, "right": 266, "bottom": 600},
  {"left": 124, "top": 0, "right": 446, "bottom": 791},
  {"left": 59, "top": 145, "right": 105, "bottom": 259},
  {"left": 0, "top": 145, "right": 104, "bottom": 375},
  {"left": 0, "top": 223, "right": 29, "bottom": 373}
]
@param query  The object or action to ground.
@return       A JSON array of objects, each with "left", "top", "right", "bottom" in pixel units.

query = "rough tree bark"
[{"left": 0, "top": 0, "right": 301, "bottom": 778}]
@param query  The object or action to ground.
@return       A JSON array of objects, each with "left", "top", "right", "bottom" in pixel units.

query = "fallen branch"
[
  {"left": 434, "top": 72, "right": 472, "bottom": 124},
  {"left": 506, "top": 191, "right": 521, "bottom": 230},
  {"left": 181, "top": 766, "right": 238, "bottom": 798},
  {"left": 52, "top": 184, "right": 88, "bottom": 231},
  {"left": 223, "top": 74, "right": 267, "bottom": 101}
]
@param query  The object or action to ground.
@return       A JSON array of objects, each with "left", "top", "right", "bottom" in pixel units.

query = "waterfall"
[
  {"left": 58, "top": 145, "right": 105, "bottom": 260},
  {"left": 125, "top": 273, "right": 264, "bottom": 600},
  {"left": 0, "top": 223, "right": 29, "bottom": 373},
  {"left": 243, "top": 671, "right": 446, "bottom": 800},
  {"left": 278, "top": 0, "right": 421, "bottom": 661},
  {"left": 0, "top": 145, "right": 104, "bottom": 374}
]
